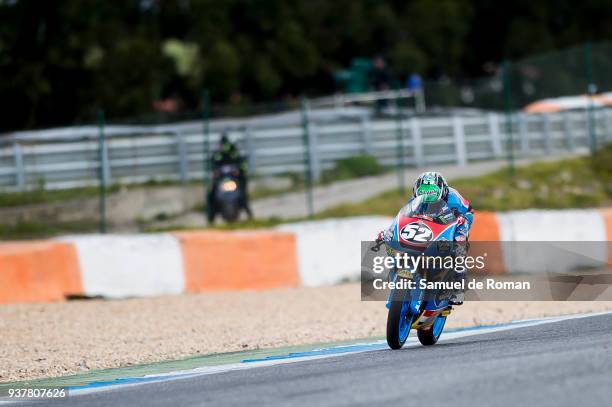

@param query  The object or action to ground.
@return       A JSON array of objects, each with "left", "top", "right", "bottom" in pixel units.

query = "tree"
[{"left": 1, "top": 0, "right": 612, "bottom": 131}]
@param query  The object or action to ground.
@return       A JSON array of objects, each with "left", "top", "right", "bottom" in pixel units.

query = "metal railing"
[{"left": 0, "top": 108, "right": 610, "bottom": 192}]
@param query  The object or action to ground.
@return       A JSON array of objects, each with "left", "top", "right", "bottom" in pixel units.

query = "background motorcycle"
[{"left": 211, "top": 164, "right": 243, "bottom": 222}]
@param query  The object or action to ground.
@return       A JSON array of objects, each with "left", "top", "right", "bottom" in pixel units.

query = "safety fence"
[{"left": 1, "top": 107, "right": 610, "bottom": 192}]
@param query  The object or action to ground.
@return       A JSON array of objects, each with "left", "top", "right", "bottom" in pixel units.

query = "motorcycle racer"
[{"left": 378, "top": 171, "right": 474, "bottom": 305}]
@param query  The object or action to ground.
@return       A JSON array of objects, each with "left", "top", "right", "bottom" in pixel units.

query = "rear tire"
[
  {"left": 386, "top": 287, "right": 413, "bottom": 350},
  {"left": 417, "top": 315, "right": 447, "bottom": 346}
]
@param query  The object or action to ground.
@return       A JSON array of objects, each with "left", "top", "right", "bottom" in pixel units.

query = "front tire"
[
  {"left": 220, "top": 201, "right": 239, "bottom": 222},
  {"left": 386, "top": 287, "right": 413, "bottom": 350}
]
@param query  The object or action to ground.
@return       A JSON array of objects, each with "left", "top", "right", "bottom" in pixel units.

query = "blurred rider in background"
[
  {"left": 207, "top": 133, "right": 253, "bottom": 222},
  {"left": 369, "top": 55, "right": 392, "bottom": 115}
]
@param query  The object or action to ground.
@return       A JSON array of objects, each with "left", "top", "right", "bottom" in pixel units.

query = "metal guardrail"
[
  {"left": 309, "top": 88, "right": 425, "bottom": 112},
  {"left": 0, "top": 109, "right": 610, "bottom": 191}
]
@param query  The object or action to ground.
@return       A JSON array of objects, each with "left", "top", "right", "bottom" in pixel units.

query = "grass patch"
[
  {"left": 317, "top": 189, "right": 407, "bottom": 218},
  {"left": 316, "top": 145, "right": 612, "bottom": 216},
  {"left": 321, "top": 155, "right": 386, "bottom": 184},
  {"left": 0, "top": 185, "right": 121, "bottom": 208},
  {"left": 0, "top": 155, "right": 384, "bottom": 210},
  {"left": 145, "top": 217, "right": 294, "bottom": 234},
  {"left": 191, "top": 156, "right": 385, "bottom": 213},
  {"left": 0, "top": 221, "right": 98, "bottom": 240},
  {"left": 126, "top": 146, "right": 612, "bottom": 234},
  {"left": 3, "top": 148, "right": 610, "bottom": 238},
  {"left": 451, "top": 144, "right": 611, "bottom": 211}
]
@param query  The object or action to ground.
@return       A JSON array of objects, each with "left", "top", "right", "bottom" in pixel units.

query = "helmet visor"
[{"left": 415, "top": 183, "right": 442, "bottom": 203}]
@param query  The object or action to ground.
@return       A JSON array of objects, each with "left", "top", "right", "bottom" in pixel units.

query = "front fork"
[
  {"left": 386, "top": 269, "right": 451, "bottom": 328},
  {"left": 385, "top": 266, "right": 423, "bottom": 316}
]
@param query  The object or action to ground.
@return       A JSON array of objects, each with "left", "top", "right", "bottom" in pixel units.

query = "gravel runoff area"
[{"left": 2, "top": 283, "right": 612, "bottom": 383}]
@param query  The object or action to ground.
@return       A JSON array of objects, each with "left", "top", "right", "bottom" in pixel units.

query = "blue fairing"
[{"left": 385, "top": 270, "right": 451, "bottom": 315}]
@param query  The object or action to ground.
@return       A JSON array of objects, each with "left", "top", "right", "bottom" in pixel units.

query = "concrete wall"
[{"left": 1, "top": 209, "right": 611, "bottom": 304}]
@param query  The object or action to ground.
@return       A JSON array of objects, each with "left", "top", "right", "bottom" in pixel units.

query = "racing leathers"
[
  {"left": 445, "top": 186, "right": 473, "bottom": 245},
  {"left": 439, "top": 186, "right": 473, "bottom": 304}
]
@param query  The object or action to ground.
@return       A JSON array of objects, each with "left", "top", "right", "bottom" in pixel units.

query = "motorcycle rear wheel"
[{"left": 417, "top": 315, "right": 447, "bottom": 346}]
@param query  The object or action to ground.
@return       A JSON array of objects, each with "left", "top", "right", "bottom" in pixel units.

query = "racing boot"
[
  {"left": 449, "top": 228, "right": 469, "bottom": 306},
  {"left": 449, "top": 270, "right": 466, "bottom": 306},
  {"left": 449, "top": 288, "right": 464, "bottom": 305}
]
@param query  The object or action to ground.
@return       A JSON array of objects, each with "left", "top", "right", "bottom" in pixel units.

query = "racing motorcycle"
[
  {"left": 211, "top": 164, "right": 243, "bottom": 222},
  {"left": 379, "top": 195, "right": 462, "bottom": 349}
]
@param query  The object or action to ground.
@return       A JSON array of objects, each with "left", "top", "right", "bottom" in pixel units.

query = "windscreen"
[{"left": 398, "top": 195, "right": 455, "bottom": 223}]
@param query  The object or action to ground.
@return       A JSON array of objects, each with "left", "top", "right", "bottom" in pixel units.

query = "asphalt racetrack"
[{"left": 20, "top": 313, "right": 612, "bottom": 407}]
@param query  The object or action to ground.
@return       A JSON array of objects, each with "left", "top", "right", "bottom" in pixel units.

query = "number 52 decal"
[{"left": 400, "top": 222, "right": 433, "bottom": 243}]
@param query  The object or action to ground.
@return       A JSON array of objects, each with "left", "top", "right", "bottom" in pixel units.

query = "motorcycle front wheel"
[
  {"left": 386, "top": 287, "right": 414, "bottom": 350},
  {"left": 220, "top": 201, "right": 239, "bottom": 222}
]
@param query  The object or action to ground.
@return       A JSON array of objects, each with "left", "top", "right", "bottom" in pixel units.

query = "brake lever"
[{"left": 371, "top": 239, "right": 384, "bottom": 252}]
